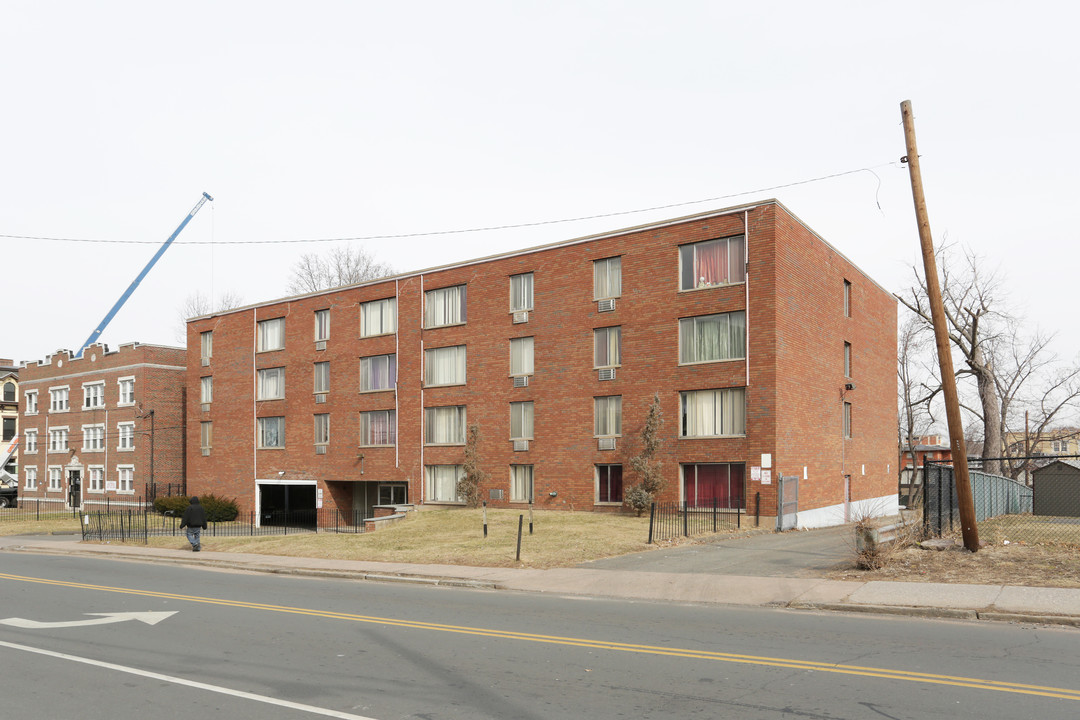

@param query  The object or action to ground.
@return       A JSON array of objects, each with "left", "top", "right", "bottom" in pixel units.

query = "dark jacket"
[{"left": 180, "top": 498, "right": 209, "bottom": 529}]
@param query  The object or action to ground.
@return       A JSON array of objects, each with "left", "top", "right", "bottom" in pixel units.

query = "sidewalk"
[{"left": 4, "top": 536, "right": 1080, "bottom": 628}]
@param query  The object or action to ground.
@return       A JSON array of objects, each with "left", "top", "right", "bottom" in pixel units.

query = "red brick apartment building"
[
  {"left": 18, "top": 343, "right": 186, "bottom": 509},
  {"left": 186, "top": 200, "right": 898, "bottom": 528}
]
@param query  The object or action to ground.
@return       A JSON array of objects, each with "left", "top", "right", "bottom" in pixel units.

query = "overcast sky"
[{"left": 3, "top": 1, "right": 1078, "bottom": 366}]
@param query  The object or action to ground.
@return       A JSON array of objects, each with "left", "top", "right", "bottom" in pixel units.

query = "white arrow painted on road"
[{"left": 0, "top": 611, "right": 177, "bottom": 629}]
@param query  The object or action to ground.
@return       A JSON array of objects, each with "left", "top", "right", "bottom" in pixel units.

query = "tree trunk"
[{"left": 972, "top": 347, "right": 1002, "bottom": 475}]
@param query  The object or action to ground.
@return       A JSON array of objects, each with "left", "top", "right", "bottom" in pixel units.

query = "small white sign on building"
[{"left": 761, "top": 469, "right": 772, "bottom": 485}]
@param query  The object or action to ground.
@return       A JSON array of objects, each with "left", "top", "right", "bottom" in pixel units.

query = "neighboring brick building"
[
  {"left": 186, "top": 200, "right": 898, "bottom": 528},
  {"left": 18, "top": 343, "right": 186, "bottom": 509},
  {"left": 1, "top": 359, "right": 20, "bottom": 497}
]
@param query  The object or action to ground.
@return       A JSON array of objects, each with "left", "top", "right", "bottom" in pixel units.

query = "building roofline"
[{"left": 190, "top": 197, "right": 893, "bottom": 321}]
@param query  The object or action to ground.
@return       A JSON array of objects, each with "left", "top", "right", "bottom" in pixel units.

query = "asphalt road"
[
  {"left": 2, "top": 553, "right": 1080, "bottom": 719},
  {"left": 581, "top": 523, "right": 855, "bottom": 577}
]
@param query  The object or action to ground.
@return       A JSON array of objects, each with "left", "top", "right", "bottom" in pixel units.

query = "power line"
[{"left": 0, "top": 163, "right": 896, "bottom": 246}]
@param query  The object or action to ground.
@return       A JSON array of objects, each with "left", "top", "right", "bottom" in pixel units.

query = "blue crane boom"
[{"left": 76, "top": 192, "right": 214, "bottom": 358}]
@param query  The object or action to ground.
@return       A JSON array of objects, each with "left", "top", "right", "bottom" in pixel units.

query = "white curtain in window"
[
  {"left": 511, "top": 465, "right": 534, "bottom": 502},
  {"left": 510, "top": 401, "right": 534, "bottom": 439},
  {"left": 510, "top": 273, "right": 533, "bottom": 311},
  {"left": 259, "top": 417, "right": 284, "bottom": 447},
  {"left": 258, "top": 318, "right": 285, "bottom": 351},
  {"left": 314, "top": 362, "right": 330, "bottom": 393},
  {"left": 425, "top": 286, "right": 466, "bottom": 327},
  {"left": 594, "top": 327, "right": 621, "bottom": 367},
  {"left": 360, "top": 355, "right": 396, "bottom": 390},
  {"left": 427, "top": 465, "right": 463, "bottom": 502},
  {"left": 201, "top": 421, "right": 212, "bottom": 448},
  {"left": 682, "top": 389, "right": 745, "bottom": 436},
  {"left": 425, "top": 406, "right": 466, "bottom": 444},
  {"left": 258, "top": 368, "right": 285, "bottom": 399},
  {"left": 510, "top": 337, "right": 534, "bottom": 376},
  {"left": 425, "top": 346, "right": 465, "bottom": 386},
  {"left": 593, "top": 257, "right": 621, "bottom": 300},
  {"left": 594, "top": 396, "right": 622, "bottom": 436},
  {"left": 201, "top": 377, "right": 213, "bottom": 403},
  {"left": 201, "top": 331, "right": 213, "bottom": 359},
  {"left": 360, "top": 410, "right": 396, "bottom": 445},
  {"left": 680, "top": 312, "right": 745, "bottom": 363},
  {"left": 315, "top": 310, "right": 330, "bottom": 341},
  {"left": 314, "top": 414, "right": 329, "bottom": 444},
  {"left": 362, "top": 298, "right": 397, "bottom": 336}
]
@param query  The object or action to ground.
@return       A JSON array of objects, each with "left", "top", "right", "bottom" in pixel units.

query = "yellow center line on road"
[{"left": 4, "top": 572, "right": 1079, "bottom": 701}]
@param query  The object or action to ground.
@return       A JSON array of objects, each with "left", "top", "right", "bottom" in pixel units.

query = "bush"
[
  {"left": 152, "top": 494, "right": 239, "bottom": 522},
  {"left": 624, "top": 484, "right": 653, "bottom": 517}
]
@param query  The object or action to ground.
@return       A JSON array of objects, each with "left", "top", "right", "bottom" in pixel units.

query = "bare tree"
[
  {"left": 898, "top": 244, "right": 1080, "bottom": 478},
  {"left": 897, "top": 311, "right": 938, "bottom": 504},
  {"left": 174, "top": 290, "right": 244, "bottom": 343},
  {"left": 287, "top": 245, "right": 394, "bottom": 295}
]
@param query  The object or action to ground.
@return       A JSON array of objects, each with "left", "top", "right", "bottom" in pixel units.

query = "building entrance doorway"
[{"left": 257, "top": 481, "right": 317, "bottom": 527}]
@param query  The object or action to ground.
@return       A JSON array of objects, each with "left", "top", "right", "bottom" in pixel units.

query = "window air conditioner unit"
[
  {"left": 201, "top": 447, "right": 211, "bottom": 457},
  {"left": 315, "top": 445, "right": 327, "bottom": 455},
  {"left": 201, "top": 357, "right": 210, "bottom": 367},
  {"left": 598, "top": 437, "right": 616, "bottom": 451},
  {"left": 513, "top": 439, "right": 529, "bottom": 452},
  {"left": 597, "top": 298, "right": 616, "bottom": 313},
  {"left": 200, "top": 403, "right": 211, "bottom": 413},
  {"left": 513, "top": 311, "right": 529, "bottom": 324},
  {"left": 598, "top": 368, "right": 616, "bottom": 381},
  {"left": 489, "top": 488, "right": 504, "bottom": 500},
  {"left": 513, "top": 375, "right": 529, "bottom": 388},
  {"left": 315, "top": 341, "right": 327, "bottom": 351},
  {"left": 314, "top": 393, "right": 327, "bottom": 404}
]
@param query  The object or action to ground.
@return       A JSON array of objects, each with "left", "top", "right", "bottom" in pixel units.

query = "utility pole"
[{"left": 900, "top": 100, "right": 980, "bottom": 552}]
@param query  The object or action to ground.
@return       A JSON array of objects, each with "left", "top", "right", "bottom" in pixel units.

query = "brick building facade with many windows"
[
  {"left": 186, "top": 200, "right": 898, "bottom": 528},
  {"left": 18, "top": 343, "right": 186, "bottom": 508}
]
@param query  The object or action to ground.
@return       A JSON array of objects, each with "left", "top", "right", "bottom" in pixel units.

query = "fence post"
[
  {"left": 648, "top": 502, "right": 656, "bottom": 544},
  {"left": 515, "top": 514, "right": 523, "bottom": 562},
  {"left": 682, "top": 500, "right": 688, "bottom": 537},
  {"left": 712, "top": 497, "right": 717, "bottom": 533}
]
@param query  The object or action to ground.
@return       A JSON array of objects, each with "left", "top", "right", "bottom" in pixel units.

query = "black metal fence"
[
  {"left": 0, "top": 498, "right": 82, "bottom": 524},
  {"left": 924, "top": 457, "right": 1080, "bottom": 546},
  {"left": 82, "top": 508, "right": 369, "bottom": 543},
  {"left": 648, "top": 499, "right": 742, "bottom": 543}
]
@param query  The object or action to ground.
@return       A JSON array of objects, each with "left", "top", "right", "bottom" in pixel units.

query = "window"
[
  {"left": 24, "top": 390, "right": 38, "bottom": 414},
  {"left": 200, "top": 376, "right": 213, "bottom": 404},
  {"left": 593, "top": 257, "right": 622, "bottom": 300},
  {"left": 82, "top": 424, "right": 104, "bottom": 452},
  {"left": 314, "top": 414, "right": 330, "bottom": 447},
  {"left": 88, "top": 466, "right": 104, "bottom": 492},
  {"left": 426, "top": 464, "right": 464, "bottom": 503},
  {"left": 683, "top": 463, "right": 745, "bottom": 509},
  {"left": 49, "top": 386, "right": 69, "bottom": 412},
  {"left": 425, "top": 406, "right": 467, "bottom": 445},
  {"left": 117, "top": 377, "right": 135, "bottom": 406},
  {"left": 24, "top": 429, "right": 37, "bottom": 453},
  {"left": 424, "top": 285, "right": 467, "bottom": 328},
  {"left": 257, "top": 317, "right": 285, "bottom": 351},
  {"left": 511, "top": 465, "right": 534, "bottom": 502},
  {"left": 2, "top": 382, "right": 13, "bottom": 402},
  {"left": 679, "top": 312, "right": 746, "bottom": 364},
  {"left": 510, "top": 337, "right": 534, "bottom": 377},
  {"left": 314, "top": 309, "right": 330, "bottom": 342},
  {"left": 117, "top": 422, "right": 135, "bottom": 451},
  {"left": 843, "top": 402, "right": 852, "bottom": 439},
  {"left": 679, "top": 235, "right": 745, "bottom": 290},
  {"left": 379, "top": 484, "right": 407, "bottom": 505},
  {"left": 510, "top": 401, "right": 534, "bottom": 440},
  {"left": 361, "top": 297, "right": 397, "bottom": 337},
  {"left": 257, "top": 367, "right": 286, "bottom": 400},
  {"left": 596, "top": 465, "right": 623, "bottom": 503},
  {"left": 48, "top": 427, "right": 68, "bottom": 452},
  {"left": 49, "top": 467, "right": 63, "bottom": 491},
  {"left": 424, "top": 346, "right": 466, "bottom": 387},
  {"left": 844, "top": 280, "right": 852, "bottom": 317},
  {"left": 200, "top": 421, "right": 213, "bottom": 451},
  {"left": 258, "top": 417, "right": 285, "bottom": 448},
  {"left": 594, "top": 327, "right": 621, "bottom": 368},
  {"left": 314, "top": 362, "right": 330, "bottom": 394},
  {"left": 360, "top": 354, "right": 397, "bottom": 391},
  {"left": 510, "top": 273, "right": 534, "bottom": 312},
  {"left": 83, "top": 382, "right": 105, "bottom": 409},
  {"left": 117, "top": 466, "right": 134, "bottom": 493},
  {"left": 681, "top": 388, "right": 746, "bottom": 437},
  {"left": 594, "top": 396, "right": 622, "bottom": 437},
  {"left": 359, "top": 410, "right": 397, "bottom": 446},
  {"left": 1053, "top": 439, "right": 1071, "bottom": 453},
  {"left": 24, "top": 466, "right": 37, "bottom": 490},
  {"left": 201, "top": 330, "right": 213, "bottom": 361},
  {"left": 2, "top": 417, "right": 13, "bottom": 442},
  {"left": 844, "top": 342, "right": 852, "bottom": 378}
]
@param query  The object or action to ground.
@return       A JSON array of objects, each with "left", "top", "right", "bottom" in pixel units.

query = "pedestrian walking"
[{"left": 180, "top": 496, "right": 209, "bottom": 552}]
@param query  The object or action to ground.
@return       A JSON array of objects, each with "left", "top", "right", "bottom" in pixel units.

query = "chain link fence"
[{"left": 924, "top": 457, "right": 1080, "bottom": 546}]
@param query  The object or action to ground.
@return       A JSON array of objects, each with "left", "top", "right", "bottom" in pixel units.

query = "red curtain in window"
[
  {"left": 694, "top": 242, "right": 723, "bottom": 286},
  {"left": 683, "top": 464, "right": 745, "bottom": 509}
]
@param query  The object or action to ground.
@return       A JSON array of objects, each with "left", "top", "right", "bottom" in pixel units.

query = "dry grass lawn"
[{"left": 146, "top": 508, "right": 659, "bottom": 569}]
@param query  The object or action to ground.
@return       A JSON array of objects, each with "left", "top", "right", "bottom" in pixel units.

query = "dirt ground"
[{"left": 824, "top": 541, "right": 1080, "bottom": 588}]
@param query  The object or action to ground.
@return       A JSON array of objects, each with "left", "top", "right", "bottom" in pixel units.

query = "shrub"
[{"left": 152, "top": 494, "right": 239, "bottom": 522}]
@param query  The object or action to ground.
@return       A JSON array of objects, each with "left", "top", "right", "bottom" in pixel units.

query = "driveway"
[{"left": 579, "top": 524, "right": 855, "bottom": 578}]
